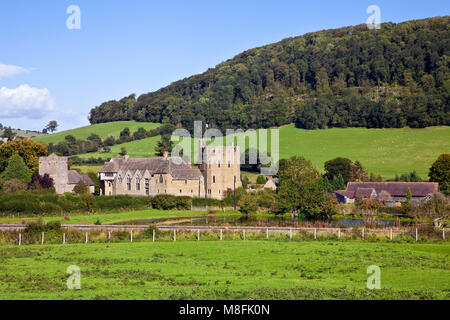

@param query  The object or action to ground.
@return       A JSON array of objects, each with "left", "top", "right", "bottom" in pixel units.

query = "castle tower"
[
  {"left": 199, "top": 142, "right": 241, "bottom": 199},
  {"left": 39, "top": 153, "right": 68, "bottom": 194}
]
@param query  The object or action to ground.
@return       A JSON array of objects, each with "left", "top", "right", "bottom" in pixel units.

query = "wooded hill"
[{"left": 89, "top": 16, "right": 450, "bottom": 132}]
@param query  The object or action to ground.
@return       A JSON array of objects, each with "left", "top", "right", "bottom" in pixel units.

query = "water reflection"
[{"left": 115, "top": 214, "right": 416, "bottom": 228}]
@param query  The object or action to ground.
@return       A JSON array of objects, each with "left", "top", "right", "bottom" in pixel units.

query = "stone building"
[
  {"left": 39, "top": 153, "right": 95, "bottom": 194},
  {"left": 98, "top": 144, "right": 241, "bottom": 200},
  {"left": 333, "top": 182, "right": 440, "bottom": 205},
  {"left": 199, "top": 144, "right": 241, "bottom": 199}
]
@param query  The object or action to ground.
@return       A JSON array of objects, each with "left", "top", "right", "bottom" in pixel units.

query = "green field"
[
  {"left": 0, "top": 209, "right": 222, "bottom": 225},
  {"left": 78, "top": 135, "right": 161, "bottom": 159},
  {"left": 33, "top": 121, "right": 160, "bottom": 145},
  {"left": 276, "top": 125, "right": 450, "bottom": 178},
  {"left": 35, "top": 121, "right": 450, "bottom": 179},
  {"left": 0, "top": 241, "right": 448, "bottom": 299}
]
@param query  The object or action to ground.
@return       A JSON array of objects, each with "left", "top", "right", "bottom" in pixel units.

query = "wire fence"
[{"left": 0, "top": 224, "right": 447, "bottom": 245}]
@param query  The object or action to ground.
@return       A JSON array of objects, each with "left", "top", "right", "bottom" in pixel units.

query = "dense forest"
[{"left": 89, "top": 17, "right": 450, "bottom": 132}]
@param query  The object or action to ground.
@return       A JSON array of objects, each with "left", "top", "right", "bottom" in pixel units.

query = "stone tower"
[
  {"left": 199, "top": 142, "right": 241, "bottom": 199},
  {"left": 39, "top": 153, "right": 68, "bottom": 194}
]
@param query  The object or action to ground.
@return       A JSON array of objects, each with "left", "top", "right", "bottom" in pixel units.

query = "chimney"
[
  {"left": 188, "top": 161, "right": 192, "bottom": 168},
  {"left": 124, "top": 155, "right": 129, "bottom": 161},
  {"left": 268, "top": 176, "right": 273, "bottom": 180},
  {"left": 163, "top": 151, "right": 168, "bottom": 159}
]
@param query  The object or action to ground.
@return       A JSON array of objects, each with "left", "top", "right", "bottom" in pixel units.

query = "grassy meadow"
[
  {"left": 36, "top": 121, "right": 450, "bottom": 179},
  {"left": 33, "top": 121, "right": 160, "bottom": 145},
  {"left": 77, "top": 135, "right": 161, "bottom": 159},
  {"left": 0, "top": 209, "right": 227, "bottom": 225},
  {"left": 0, "top": 241, "right": 448, "bottom": 300}
]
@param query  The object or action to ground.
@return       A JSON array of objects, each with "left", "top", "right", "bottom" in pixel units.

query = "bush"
[
  {"left": 192, "top": 197, "right": 222, "bottom": 207},
  {"left": 238, "top": 193, "right": 258, "bottom": 214},
  {"left": 73, "top": 180, "right": 89, "bottom": 195},
  {"left": 95, "top": 195, "right": 150, "bottom": 211},
  {"left": 151, "top": 195, "right": 191, "bottom": 210},
  {"left": 3, "top": 179, "right": 27, "bottom": 194}
]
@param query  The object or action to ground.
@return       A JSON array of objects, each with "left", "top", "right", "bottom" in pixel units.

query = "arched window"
[
  {"left": 213, "top": 176, "right": 216, "bottom": 183},
  {"left": 159, "top": 175, "right": 163, "bottom": 184},
  {"left": 127, "top": 175, "right": 131, "bottom": 191},
  {"left": 136, "top": 176, "right": 141, "bottom": 191}
]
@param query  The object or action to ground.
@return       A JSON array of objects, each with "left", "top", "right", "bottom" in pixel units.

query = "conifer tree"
[{"left": 1, "top": 154, "right": 31, "bottom": 184}]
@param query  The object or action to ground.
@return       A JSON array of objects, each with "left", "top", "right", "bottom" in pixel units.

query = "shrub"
[
  {"left": 192, "top": 197, "right": 222, "bottom": 207},
  {"left": 256, "top": 175, "right": 268, "bottom": 184},
  {"left": 238, "top": 193, "right": 258, "bottom": 214},
  {"left": 222, "top": 187, "right": 246, "bottom": 207},
  {"left": 29, "top": 172, "right": 54, "bottom": 190},
  {"left": 3, "top": 179, "right": 27, "bottom": 194},
  {"left": 73, "top": 180, "right": 89, "bottom": 195},
  {"left": 151, "top": 195, "right": 191, "bottom": 210},
  {"left": 119, "top": 147, "right": 128, "bottom": 156}
]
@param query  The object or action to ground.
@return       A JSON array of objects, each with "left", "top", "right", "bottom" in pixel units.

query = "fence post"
[
  {"left": 153, "top": 229, "right": 155, "bottom": 242},
  {"left": 416, "top": 228, "right": 418, "bottom": 242},
  {"left": 290, "top": 229, "right": 292, "bottom": 240},
  {"left": 243, "top": 230, "right": 245, "bottom": 240},
  {"left": 220, "top": 229, "right": 222, "bottom": 241},
  {"left": 63, "top": 233, "right": 66, "bottom": 244},
  {"left": 130, "top": 230, "right": 133, "bottom": 242},
  {"left": 41, "top": 232, "right": 44, "bottom": 245},
  {"left": 108, "top": 231, "right": 111, "bottom": 241},
  {"left": 338, "top": 228, "right": 341, "bottom": 240},
  {"left": 390, "top": 228, "right": 393, "bottom": 241},
  {"left": 85, "top": 232, "right": 88, "bottom": 244},
  {"left": 314, "top": 228, "right": 317, "bottom": 240},
  {"left": 362, "top": 228, "right": 365, "bottom": 240},
  {"left": 443, "top": 229, "right": 445, "bottom": 240},
  {"left": 19, "top": 233, "right": 22, "bottom": 246},
  {"left": 174, "top": 229, "right": 176, "bottom": 242},
  {"left": 197, "top": 229, "right": 200, "bottom": 241},
  {"left": 266, "top": 228, "right": 269, "bottom": 240}
]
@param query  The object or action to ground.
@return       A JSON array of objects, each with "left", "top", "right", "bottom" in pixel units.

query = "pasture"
[
  {"left": 0, "top": 241, "right": 448, "bottom": 299},
  {"left": 33, "top": 121, "right": 160, "bottom": 145},
  {"left": 36, "top": 121, "right": 450, "bottom": 179}
]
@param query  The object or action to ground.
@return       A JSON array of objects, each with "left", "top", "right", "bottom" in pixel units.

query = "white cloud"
[
  {"left": 0, "top": 64, "right": 32, "bottom": 79},
  {"left": 0, "top": 84, "right": 55, "bottom": 119}
]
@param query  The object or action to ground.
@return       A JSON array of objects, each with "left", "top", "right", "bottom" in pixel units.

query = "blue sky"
[{"left": 0, "top": 0, "right": 448, "bottom": 131}]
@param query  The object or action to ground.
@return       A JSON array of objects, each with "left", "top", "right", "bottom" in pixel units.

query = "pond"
[{"left": 115, "top": 214, "right": 417, "bottom": 228}]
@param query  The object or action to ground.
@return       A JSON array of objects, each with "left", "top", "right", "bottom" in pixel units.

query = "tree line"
[{"left": 88, "top": 17, "right": 449, "bottom": 133}]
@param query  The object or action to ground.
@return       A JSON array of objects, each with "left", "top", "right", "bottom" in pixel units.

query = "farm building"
[{"left": 334, "top": 182, "right": 440, "bottom": 205}]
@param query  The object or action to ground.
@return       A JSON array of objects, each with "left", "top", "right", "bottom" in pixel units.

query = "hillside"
[
  {"left": 89, "top": 16, "right": 449, "bottom": 132},
  {"left": 76, "top": 125, "right": 450, "bottom": 179},
  {"left": 34, "top": 121, "right": 160, "bottom": 145},
  {"left": 0, "top": 129, "right": 44, "bottom": 140}
]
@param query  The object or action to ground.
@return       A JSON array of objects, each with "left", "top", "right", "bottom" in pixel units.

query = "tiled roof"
[
  {"left": 334, "top": 190, "right": 355, "bottom": 198},
  {"left": 354, "top": 188, "right": 376, "bottom": 198},
  {"left": 346, "top": 182, "right": 439, "bottom": 197},
  {"left": 68, "top": 170, "right": 94, "bottom": 186},
  {"left": 99, "top": 157, "right": 202, "bottom": 180}
]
